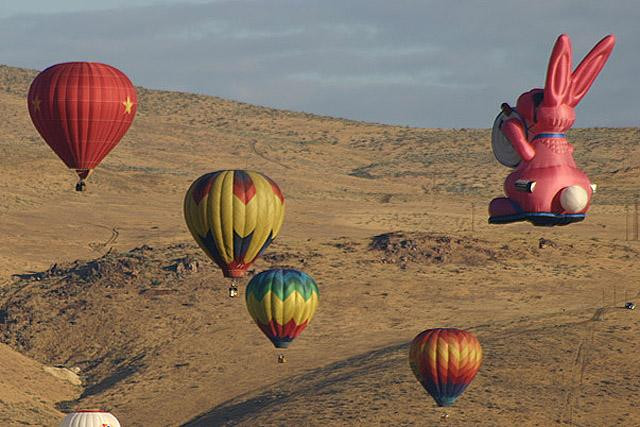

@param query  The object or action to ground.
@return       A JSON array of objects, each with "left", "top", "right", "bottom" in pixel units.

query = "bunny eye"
[
  {"left": 532, "top": 92, "right": 544, "bottom": 122},
  {"left": 533, "top": 92, "right": 544, "bottom": 107}
]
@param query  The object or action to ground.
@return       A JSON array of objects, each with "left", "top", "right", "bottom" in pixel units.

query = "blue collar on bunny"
[{"left": 532, "top": 133, "right": 566, "bottom": 140}]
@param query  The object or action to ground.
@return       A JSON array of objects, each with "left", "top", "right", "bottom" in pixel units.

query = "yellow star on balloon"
[
  {"left": 31, "top": 97, "right": 41, "bottom": 112},
  {"left": 122, "top": 96, "right": 133, "bottom": 114}
]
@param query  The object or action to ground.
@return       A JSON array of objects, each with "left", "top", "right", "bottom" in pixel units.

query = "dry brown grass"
[{"left": 0, "top": 64, "right": 639, "bottom": 426}]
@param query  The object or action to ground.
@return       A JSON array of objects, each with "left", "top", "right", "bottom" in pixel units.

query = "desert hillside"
[
  {"left": 0, "top": 343, "right": 79, "bottom": 424},
  {"left": 0, "top": 64, "right": 639, "bottom": 426}
]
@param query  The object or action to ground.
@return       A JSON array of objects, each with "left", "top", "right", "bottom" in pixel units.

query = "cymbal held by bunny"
[{"left": 489, "top": 34, "right": 615, "bottom": 226}]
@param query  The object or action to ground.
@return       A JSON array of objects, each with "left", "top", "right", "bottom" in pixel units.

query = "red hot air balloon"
[{"left": 27, "top": 62, "right": 137, "bottom": 191}]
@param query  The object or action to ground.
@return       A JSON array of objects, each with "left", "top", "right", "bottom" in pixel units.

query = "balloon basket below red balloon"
[{"left": 75, "top": 180, "right": 86, "bottom": 192}]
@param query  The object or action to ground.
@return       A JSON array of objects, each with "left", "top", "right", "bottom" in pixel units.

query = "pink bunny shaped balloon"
[{"left": 489, "top": 34, "right": 615, "bottom": 226}]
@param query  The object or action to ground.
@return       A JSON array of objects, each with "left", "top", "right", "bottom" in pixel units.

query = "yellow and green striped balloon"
[
  {"left": 245, "top": 269, "right": 319, "bottom": 348},
  {"left": 184, "top": 170, "right": 285, "bottom": 278}
]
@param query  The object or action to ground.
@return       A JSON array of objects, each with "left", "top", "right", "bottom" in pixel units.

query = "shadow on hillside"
[
  {"left": 183, "top": 341, "right": 409, "bottom": 426},
  {"left": 182, "top": 301, "right": 617, "bottom": 426},
  {"left": 80, "top": 362, "right": 143, "bottom": 399}
]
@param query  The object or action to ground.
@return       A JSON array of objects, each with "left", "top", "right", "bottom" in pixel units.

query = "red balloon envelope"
[{"left": 27, "top": 62, "right": 137, "bottom": 190}]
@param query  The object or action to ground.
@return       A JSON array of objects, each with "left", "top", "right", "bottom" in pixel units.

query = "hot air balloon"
[
  {"left": 489, "top": 34, "right": 615, "bottom": 226},
  {"left": 28, "top": 62, "right": 137, "bottom": 191},
  {"left": 245, "top": 268, "right": 318, "bottom": 361},
  {"left": 59, "top": 410, "right": 120, "bottom": 427},
  {"left": 409, "top": 328, "right": 482, "bottom": 407},
  {"left": 184, "top": 170, "right": 285, "bottom": 296}
]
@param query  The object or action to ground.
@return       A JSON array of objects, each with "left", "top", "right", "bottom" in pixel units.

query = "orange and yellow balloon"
[
  {"left": 409, "top": 328, "right": 482, "bottom": 407},
  {"left": 184, "top": 170, "right": 285, "bottom": 278}
]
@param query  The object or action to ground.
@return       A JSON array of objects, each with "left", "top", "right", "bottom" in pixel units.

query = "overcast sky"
[{"left": 1, "top": 1, "right": 637, "bottom": 128}]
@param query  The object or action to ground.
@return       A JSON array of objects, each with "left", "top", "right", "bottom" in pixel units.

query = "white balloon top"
[{"left": 59, "top": 410, "right": 121, "bottom": 427}]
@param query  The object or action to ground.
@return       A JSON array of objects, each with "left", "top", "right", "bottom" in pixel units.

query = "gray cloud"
[{"left": 1, "top": 0, "right": 638, "bottom": 127}]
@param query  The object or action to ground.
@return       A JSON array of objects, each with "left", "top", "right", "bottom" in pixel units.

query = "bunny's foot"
[
  {"left": 488, "top": 197, "right": 525, "bottom": 224},
  {"left": 489, "top": 197, "right": 585, "bottom": 226},
  {"left": 525, "top": 213, "right": 585, "bottom": 226}
]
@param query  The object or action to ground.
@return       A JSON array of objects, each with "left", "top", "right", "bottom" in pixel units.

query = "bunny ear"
[
  {"left": 569, "top": 34, "right": 616, "bottom": 107},
  {"left": 542, "top": 34, "right": 573, "bottom": 107}
]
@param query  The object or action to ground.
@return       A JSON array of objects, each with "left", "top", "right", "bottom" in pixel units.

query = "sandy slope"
[
  {"left": 0, "top": 64, "right": 639, "bottom": 426},
  {"left": 0, "top": 343, "right": 79, "bottom": 426}
]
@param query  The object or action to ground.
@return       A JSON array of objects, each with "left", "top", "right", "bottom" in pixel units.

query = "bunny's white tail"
[{"left": 560, "top": 185, "right": 589, "bottom": 212}]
